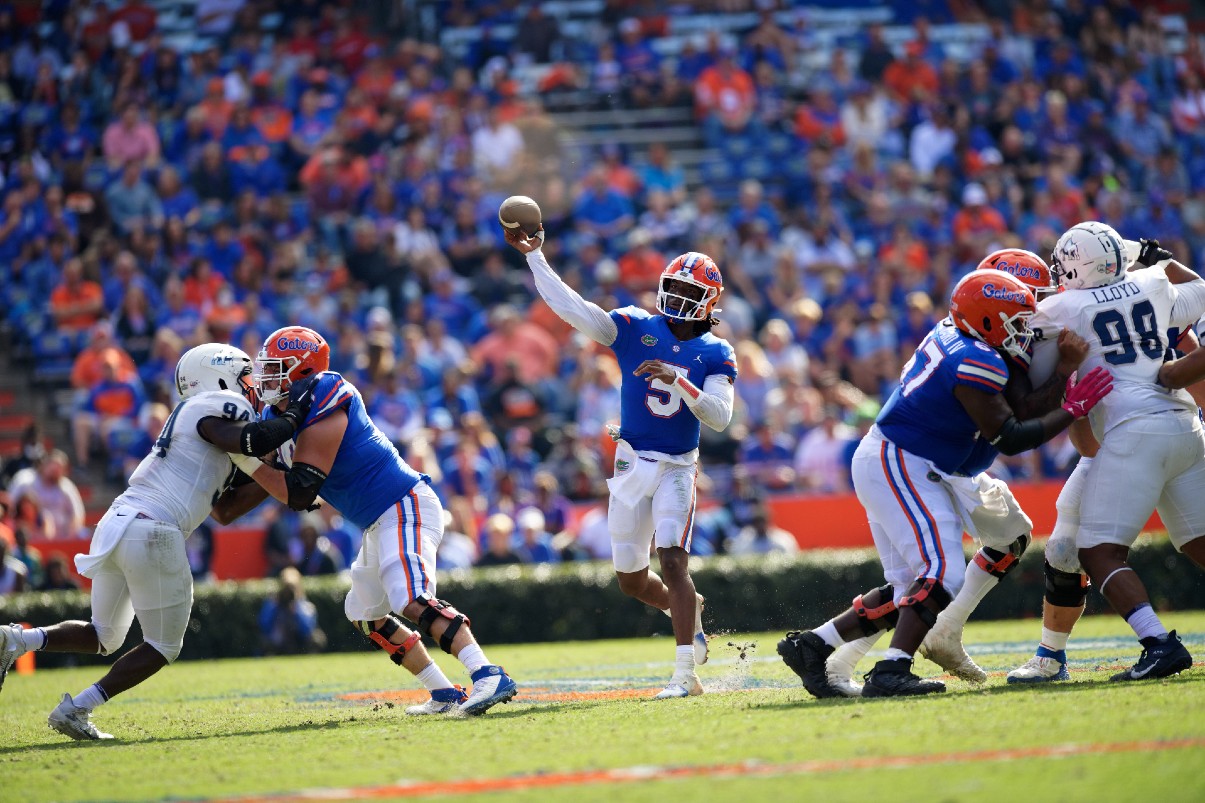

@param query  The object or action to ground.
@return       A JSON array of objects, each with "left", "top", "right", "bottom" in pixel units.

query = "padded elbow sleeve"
[
  {"left": 989, "top": 416, "right": 1047, "bottom": 456},
  {"left": 285, "top": 462, "right": 327, "bottom": 511},
  {"left": 240, "top": 416, "right": 296, "bottom": 456}
]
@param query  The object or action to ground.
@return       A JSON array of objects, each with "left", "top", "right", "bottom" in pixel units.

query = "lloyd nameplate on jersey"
[{"left": 1089, "top": 282, "right": 1140, "bottom": 304}]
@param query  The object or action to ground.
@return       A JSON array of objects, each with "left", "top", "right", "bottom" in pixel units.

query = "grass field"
[{"left": 3, "top": 612, "right": 1205, "bottom": 803}]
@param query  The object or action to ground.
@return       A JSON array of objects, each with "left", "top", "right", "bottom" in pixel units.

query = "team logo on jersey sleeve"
[
  {"left": 641, "top": 335, "right": 658, "bottom": 346},
  {"left": 616, "top": 459, "right": 631, "bottom": 472}
]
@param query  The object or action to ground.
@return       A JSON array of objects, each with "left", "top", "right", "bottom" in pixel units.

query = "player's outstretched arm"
[
  {"left": 633, "top": 360, "right": 735, "bottom": 431},
  {"left": 211, "top": 471, "right": 271, "bottom": 525},
  {"left": 504, "top": 227, "right": 618, "bottom": 347},
  {"left": 954, "top": 367, "right": 1113, "bottom": 456},
  {"left": 1006, "top": 329, "right": 1090, "bottom": 419},
  {"left": 198, "top": 376, "right": 319, "bottom": 456},
  {"left": 232, "top": 410, "right": 346, "bottom": 511}
]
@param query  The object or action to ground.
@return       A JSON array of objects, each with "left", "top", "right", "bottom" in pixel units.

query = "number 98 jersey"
[
  {"left": 609, "top": 306, "right": 737, "bottom": 455},
  {"left": 877, "top": 319, "right": 1011, "bottom": 474},
  {"left": 1031, "top": 269, "right": 1203, "bottom": 439},
  {"left": 118, "top": 390, "right": 256, "bottom": 534}
]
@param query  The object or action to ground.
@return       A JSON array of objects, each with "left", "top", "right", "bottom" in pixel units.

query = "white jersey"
[
  {"left": 1031, "top": 269, "right": 1205, "bottom": 439},
  {"left": 116, "top": 390, "right": 255, "bottom": 533}
]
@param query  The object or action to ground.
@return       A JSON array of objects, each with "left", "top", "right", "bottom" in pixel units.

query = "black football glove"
[
  {"left": 281, "top": 375, "right": 319, "bottom": 427},
  {"left": 1136, "top": 238, "right": 1173, "bottom": 268}
]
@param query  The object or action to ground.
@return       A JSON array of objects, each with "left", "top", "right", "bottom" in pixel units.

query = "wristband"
[{"left": 674, "top": 374, "right": 702, "bottom": 405}]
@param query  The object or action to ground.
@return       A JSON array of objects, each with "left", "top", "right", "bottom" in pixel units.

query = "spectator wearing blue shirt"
[
  {"left": 424, "top": 269, "right": 485, "bottom": 342},
  {"left": 728, "top": 179, "right": 780, "bottom": 237},
  {"left": 201, "top": 220, "right": 245, "bottom": 280},
  {"left": 47, "top": 103, "right": 96, "bottom": 165},
  {"left": 104, "top": 161, "right": 163, "bottom": 234},
  {"left": 740, "top": 421, "right": 798, "bottom": 495},
  {"left": 573, "top": 166, "right": 634, "bottom": 247},
  {"left": 258, "top": 568, "right": 327, "bottom": 655},
  {"left": 615, "top": 18, "right": 661, "bottom": 107},
  {"left": 514, "top": 507, "right": 560, "bottom": 564},
  {"left": 157, "top": 166, "right": 199, "bottom": 226}
]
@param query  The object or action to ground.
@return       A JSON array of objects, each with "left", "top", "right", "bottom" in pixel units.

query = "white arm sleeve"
[
  {"left": 679, "top": 375, "right": 735, "bottom": 432},
  {"left": 525, "top": 249, "right": 617, "bottom": 347},
  {"left": 1170, "top": 278, "right": 1205, "bottom": 330}
]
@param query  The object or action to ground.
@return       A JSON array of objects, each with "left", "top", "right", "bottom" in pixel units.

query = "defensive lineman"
[
  {"left": 0, "top": 344, "right": 315, "bottom": 739},
  {"left": 1027, "top": 222, "right": 1205, "bottom": 680},
  {"left": 506, "top": 226, "right": 736, "bottom": 699}
]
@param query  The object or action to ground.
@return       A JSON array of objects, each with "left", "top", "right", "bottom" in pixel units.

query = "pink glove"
[{"left": 1062, "top": 366, "right": 1113, "bottom": 418}]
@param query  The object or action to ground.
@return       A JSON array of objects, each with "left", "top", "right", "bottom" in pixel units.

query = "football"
[{"left": 498, "top": 195, "right": 543, "bottom": 236}]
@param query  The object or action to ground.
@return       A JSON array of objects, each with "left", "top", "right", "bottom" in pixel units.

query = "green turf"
[{"left": 3, "top": 612, "right": 1205, "bottom": 802}]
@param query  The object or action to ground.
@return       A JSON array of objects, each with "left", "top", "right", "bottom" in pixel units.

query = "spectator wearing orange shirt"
[
  {"left": 182, "top": 256, "right": 226, "bottom": 313},
  {"left": 70, "top": 321, "right": 139, "bottom": 394},
  {"left": 197, "top": 77, "right": 233, "bottom": 138},
  {"left": 355, "top": 52, "right": 397, "bottom": 105},
  {"left": 952, "top": 183, "right": 1007, "bottom": 261},
  {"left": 695, "top": 50, "right": 757, "bottom": 140},
  {"left": 50, "top": 257, "right": 104, "bottom": 334},
  {"left": 471, "top": 305, "right": 558, "bottom": 385},
  {"left": 883, "top": 41, "right": 939, "bottom": 103},
  {"left": 617, "top": 228, "right": 665, "bottom": 294},
  {"left": 72, "top": 357, "right": 146, "bottom": 467},
  {"left": 249, "top": 74, "right": 294, "bottom": 145}
]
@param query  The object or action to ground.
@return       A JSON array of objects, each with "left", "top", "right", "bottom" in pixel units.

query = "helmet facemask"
[
  {"left": 998, "top": 308, "right": 1035, "bottom": 362},
  {"left": 657, "top": 275, "right": 716, "bottom": 322},
  {"left": 253, "top": 351, "right": 298, "bottom": 407}
]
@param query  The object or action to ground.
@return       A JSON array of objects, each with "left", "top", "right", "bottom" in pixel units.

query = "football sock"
[
  {"left": 942, "top": 559, "right": 998, "bottom": 627},
  {"left": 456, "top": 643, "right": 489, "bottom": 675},
  {"left": 884, "top": 648, "right": 913, "bottom": 663},
  {"left": 1040, "top": 626, "right": 1070, "bottom": 652},
  {"left": 73, "top": 683, "right": 109, "bottom": 711},
  {"left": 828, "top": 632, "right": 881, "bottom": 677},
  {"left": 675, "top": 644, "right": 695, "bottom": 677},
  {"left": 19, "top": 627, "right": 46, "bottom": 651},
  {"left": 1124, "top": 603, "right": 1167, "bottom": 642},
  {"left": 813, "top": 621, "right": 845, "bottom": 649},
  {"left": 415, "top": 661, "right": 455, "bottom": 692}
]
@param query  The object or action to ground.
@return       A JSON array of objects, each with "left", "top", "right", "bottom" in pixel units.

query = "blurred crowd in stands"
[{"left": 2, "top": 0, "right": 1205, "bottom": 582}]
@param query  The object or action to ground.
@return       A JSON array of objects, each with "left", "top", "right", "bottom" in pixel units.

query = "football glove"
[
  {"left": 1136, "top": 238, "right": 1173, "bottom": 268},
  {"left": 1062, "top": 366, "right": 1113, "bottom": 418},
  {"left": 281, "top": 375, "right": 319, "bottom": 427}
]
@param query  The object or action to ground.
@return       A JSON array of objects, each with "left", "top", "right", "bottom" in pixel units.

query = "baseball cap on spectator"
[
  {"left": 111, "top": 21, "right": 132, "bottom": 49},
  {"left": 791, "top": 298, "right": 823, "bottom": 323},
  {"left": 980, "top": 148, "right": 1003, "bottom": 166},
  {"left": 595, "top": 258, "right": 620, "bottom": 284},
  {"left": 517, "top": 507, "right": 546, "bottom": 532},
  {"left": 962, "top": 183, "right": 988, "bottom": 206},
  {"left": 366, "top": 306, "right": 393, "bottom": 328},
  {"left": 620, "top": 18, "right": 642, "bottom": 35}
]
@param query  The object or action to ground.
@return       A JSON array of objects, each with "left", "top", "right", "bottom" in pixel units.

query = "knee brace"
[
  {"left": 1044, "top": 560, "right": 1089, "bottom": 608},
  {"left": 355, "top": 615, "right": 421, "bottom": 666},
  {"left": 974, "top": 533, "right": 1031, "bottom": 580},
  {"left": 851, "top": 584, "right": 899, "bottom": 636},
  {"left": 407, "top": 596, "right": 470, "bottom": 654},
  {"left": 897, "top": 578, "right": 953, "bottom": 628}
]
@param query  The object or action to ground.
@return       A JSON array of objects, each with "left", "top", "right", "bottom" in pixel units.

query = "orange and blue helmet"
[
  {"left": 950, "top": 269, "right": 1037, "bottom": 362},
  {"left": 978, "top": 248, "right": 1058, "bottom": 300},
  {"left": 254, "top": 325, "right": 331, "bottom": 406},
  {"left": 657, "top": 252, "right": 723, "bottom": 322}
]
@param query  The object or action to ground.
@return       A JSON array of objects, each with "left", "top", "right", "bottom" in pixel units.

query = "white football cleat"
[
  {"left": 48, "top": 693, "right": 113, "bottom": 740},
  {"left": 652, "top": 672, "right": 704, "bottom": 700},
  {"left": 693, "top": 594, "right": 708, "bottom": 665},
  {"left": 459, "top": 666, "right": 518, "bottom": 716},
  {"left": 0, "top": 623, "right": 27, "bottom": 693},
  {"left": 1007, "top": 649, "right": 1070, "bottom": 684},
  {"left": 919, "top": 619, "right": 987, "bottom": 683},
  {"left": 405, "top": 686, "right": 468, "bottom": 715}
]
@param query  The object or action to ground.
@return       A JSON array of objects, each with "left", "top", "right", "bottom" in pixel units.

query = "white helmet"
[
  {"left": 1050, "top": 221, "right": 1128, "bottom": 291},
  {"left": 175, "top": 343, "right": 255, "bottom": 400}
]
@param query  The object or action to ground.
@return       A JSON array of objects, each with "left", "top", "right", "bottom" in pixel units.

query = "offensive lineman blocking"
[{"left": 505, "top": 226, "right": 736, "bottom": 699}]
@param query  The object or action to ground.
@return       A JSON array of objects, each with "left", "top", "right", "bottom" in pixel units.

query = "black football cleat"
[
  {"left": 778, "top": 630, "right": 841, "bottom": 699},
  {"left": 861, "top": 658, "right": 946, "bottom": 698},
  {"left": 1111, "top": 631, "right": 1193, "bottom": 682}
]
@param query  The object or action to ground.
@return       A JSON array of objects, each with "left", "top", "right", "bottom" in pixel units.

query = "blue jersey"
[
  {"left": 266, "top": 372, "right": 426, "bottom": 529},
  {"left": 878, "top": 319, "right": 1010, "bottom": 474},
  {"left": 609, "top": 306, "right": 737, "bottom": 454}
]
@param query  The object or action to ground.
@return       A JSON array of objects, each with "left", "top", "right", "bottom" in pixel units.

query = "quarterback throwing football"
[{"left": 506, "top": 226, "right": 736, "bottom": 699}]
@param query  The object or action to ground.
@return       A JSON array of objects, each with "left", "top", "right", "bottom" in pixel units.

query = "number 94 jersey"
[
  {"left": 1031, "top": 269, "right": 1204, "bottom": 439},
  {"left": 609, "top": 306, "right": 737, "bottom": 455},
  {"left": 877, "top": 319, "right": 1011, "bottom": 474},
  {"left": 118, "top": 390, "right": 256, "bottom": 534}
]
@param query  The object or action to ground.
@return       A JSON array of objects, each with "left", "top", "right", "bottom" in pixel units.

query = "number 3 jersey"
[
  {"left": 1031, "top": 269, "right": 1205, "bottom": 439},
  {"left": 118, "top": 390, "right": 256, "bottom": 534},
  {"left": 609, "top": 306, "right": 737, "bottom": 456},
  {"left": 877, "top": 319, "right": 1011, "bottom": 474}
]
